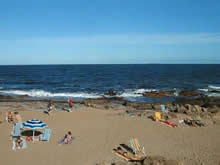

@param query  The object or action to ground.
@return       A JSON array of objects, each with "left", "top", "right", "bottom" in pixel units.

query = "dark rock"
[
  {"left": 143, "top": 91, "right": 174, "bottom": 97},
  {"left": 0, "top": 95, "right": 14, "bottom": 100},
  {"left": 179, "top": 91, "right": 201, "bottom": 97},
  {"left": 105, "top": 89, "right": 117, "bottom": 96}
]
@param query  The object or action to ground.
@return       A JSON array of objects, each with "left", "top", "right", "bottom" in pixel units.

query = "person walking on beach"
[{"left": 47, "top": 101, "right": 54, "bottom": 115}]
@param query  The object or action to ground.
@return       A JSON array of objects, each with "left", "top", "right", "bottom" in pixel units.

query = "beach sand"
[{"left": 0, "top": 103, "right": 220, "bottom": 165}]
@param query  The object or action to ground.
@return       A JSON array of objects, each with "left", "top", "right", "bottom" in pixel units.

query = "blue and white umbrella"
[{"left": 22, "top": 119, "right": 48, "bottom": 142}]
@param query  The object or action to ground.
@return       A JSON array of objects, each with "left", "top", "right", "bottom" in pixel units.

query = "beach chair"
[
  {"left": 41, "top": 128, "right": 51, "bottom": 141},
  {"left": 12, "top": 123, "right": 22, "bottom": 137},
  {"left": 161, "top": 104, "right": 168, "bottom": 113},
  {"left": 130, "top": 138, "right": 145, "bottom": 156},
  {"left": 12, "top": 138, "right": 27, "bottom": 150}
]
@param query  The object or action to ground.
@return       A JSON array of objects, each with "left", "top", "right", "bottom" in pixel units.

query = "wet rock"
[
  {"left": 179, "top": 91, "right": 201, "bottom": 97},
  {"left": 84, "top": 97, "right": 124, "bottom": 105},
  {"left": 143, "top": 91, "right": 174, "bottom": 97},
  {"left": 105, "top": 89, "right": 117, "bottom": 96},
  {"left": 0, "top": 95, "right": 14, "bottom": 100}
]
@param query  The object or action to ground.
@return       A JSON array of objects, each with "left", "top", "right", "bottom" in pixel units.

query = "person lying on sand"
[
  {"left": 15, "top": 136, "right": 23, "bottom": 149},
  {"left": 184, "top": 119, "right": 197, "bottom": 127},
  {"left": 59, "top": 131, "right": 74, "bottom": 145},
  {"left": 113, "top": 147, "right": 146, "bottom": 161}
]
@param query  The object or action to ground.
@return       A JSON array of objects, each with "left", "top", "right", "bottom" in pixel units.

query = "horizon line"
[{"left": 0, "top": 63, "right": 220, "bottom": 66}]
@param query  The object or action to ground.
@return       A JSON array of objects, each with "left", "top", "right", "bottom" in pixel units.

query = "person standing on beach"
[
  {"left": 47, "top": 101, "right": 54, "bottom": 115},
  {"left": 68, "top": 97, "right": 73, "bottom": 108}
]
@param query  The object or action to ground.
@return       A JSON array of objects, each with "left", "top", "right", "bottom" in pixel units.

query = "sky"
[{"left": 0, "top": 0, "right": 220, "bottom": 64}]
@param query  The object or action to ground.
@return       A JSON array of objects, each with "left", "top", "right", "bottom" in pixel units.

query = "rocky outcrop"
[
  {"left": 0, "top": 94, "right": 29, "bottom": 101},
  {"left": 179, "top": 91, "right": 201, "bottom": 97},
  {"left": 143, "top": 91, "right": 174, "bottom": 97}
]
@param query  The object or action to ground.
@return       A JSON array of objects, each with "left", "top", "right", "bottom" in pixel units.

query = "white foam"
[
  {"left": 117, "top": 88, "right": 158, "bottom": 97},
  {"left": 134, "top": 88, "right": 157, "bottom": 94},
  {"left": 198, "top": 88, "right": 209, "bottom": 92},
  {"left": 0, "top": 89, "right": 101, "bottom": 98},
  {"left": 207, "top": 93, "right": 220, "bottom": 97},
  {"left": 208, "top": 85, "right": 220, "bottom": 90},
  {"left": 118, "top": 91, "right": 142, "bottom": 97}
]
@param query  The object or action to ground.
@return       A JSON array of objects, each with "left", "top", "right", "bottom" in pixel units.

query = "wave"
[
  {"left": 0, "top": 89, "right": 102, "bottom": 99},
  {"left": 0, "top": 88, "right": 160, "bottom": 99},
  {"left": 2, "top": 87, "right": 216, "bottom": 100}
]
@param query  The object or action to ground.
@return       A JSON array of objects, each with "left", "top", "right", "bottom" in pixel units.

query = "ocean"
[{"left": 0, "top": 64, "right": 220, "bottom": 102}]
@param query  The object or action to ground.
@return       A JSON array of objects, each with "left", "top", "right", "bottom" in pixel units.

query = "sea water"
[{"left": 0, "top": 64, "right": 219, "bottom": 102}]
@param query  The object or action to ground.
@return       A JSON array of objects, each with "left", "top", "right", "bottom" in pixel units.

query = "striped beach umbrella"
[{"left": 22, "top": 119, "right": 48, "bottom": 142}]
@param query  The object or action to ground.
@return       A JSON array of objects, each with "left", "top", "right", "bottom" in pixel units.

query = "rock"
[
  {"left": 213, "top": 111, "right": 220, "bottom": 120},
  {"left": 178, "top": 105, "right": 188, "bottom": 113},
  {"left": 201, "top": 107, "right": 208, "bottom": 112},
  {"left": 143, "top": 91, "right": 174, "bottom": 97},
  {"left": 209, "top": 108, "right": 218, "bottom": 113},
  {"left": 179, "top": 91, "right": 201, "bottom": 97},
  {"left": 184, "top": 104, "right": 191, "bottom": 111},
  {"left": 194, "top": 105, "right": 202, "bottom": 114},
  {"left": 105, "top": 89, "right": 117, "bottom": 96}
]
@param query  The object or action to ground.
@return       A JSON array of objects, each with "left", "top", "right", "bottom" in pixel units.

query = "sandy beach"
[{"left": 0, "top": 99, "right": 220, "bottom": 165}]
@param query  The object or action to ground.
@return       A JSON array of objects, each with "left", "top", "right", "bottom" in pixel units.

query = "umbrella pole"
[{"left": 33, "top": 130, "right": 35, "bottom": 143}]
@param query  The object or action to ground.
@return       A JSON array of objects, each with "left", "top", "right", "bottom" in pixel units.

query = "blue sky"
[{"left": 0, "top": 0, "right": 220, "bottom": 64}]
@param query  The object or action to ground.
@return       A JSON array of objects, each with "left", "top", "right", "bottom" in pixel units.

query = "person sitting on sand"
[
  {"left": 15, "top": 136, "right": 23, "bottom": 149},
  {"left": 7, "top": 112, "right": 14, "bottom": 123},
  {"left": 14, "top": 112, "right": 22, "bottom": 124},
  {"left": 47, "top": 101, "right": 54, "bottom": 115},
  {"left": 154, "top": 112, "right": 162, "bottom": 122},
  {"left": 59, "top": 131, "right": 73, "bottom": 145}
]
